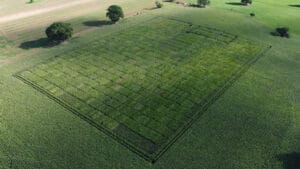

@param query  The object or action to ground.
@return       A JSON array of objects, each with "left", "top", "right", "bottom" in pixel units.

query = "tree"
[
  {"left": 241, "top": 0, "right": 252, "bottom": 5},
  {"left": 45, "top": 22, "right": 73, "bottom": 43},
  {"left": 198, "top": 0, "right": 210, "bottom": 7},
  {"left": 271, "top": 27, "right": 290, "bottom": 38},
  {"left": 155, "top": 1, "right": 163, "bottom": 8},
  {"left": 106, "top": 5, "right": 124, "bottom": 23}
]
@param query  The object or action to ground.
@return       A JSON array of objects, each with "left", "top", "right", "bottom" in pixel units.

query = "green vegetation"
[
  {"left": 241, "top": 0, "right": 252, "bottom": 5},
  {"left": 0, "top": 0, "right": 299, "bottom": 168},
  {"left": 0, "top": 0, "right": 154, "bottom": 59},
  {"left": 106, "top": 5, "right": 124, "bottom": 23},
  {"left": 15, "top": 17, "right": 265, "bottom": 161},
  {"left": 155, "top": 1, "right": 163, "bottom": 8},
  {"left": 45, "top": 22, "right": 73, "bottom": 43},
  {"left": 271, "top": 27, "right": 290, "bottom": 38},
  {"left": 0, "top": 36, "right": 16, "bottom": 58},
  {"left": 198, "top": 0, "right": 210, "bottom": 7}
]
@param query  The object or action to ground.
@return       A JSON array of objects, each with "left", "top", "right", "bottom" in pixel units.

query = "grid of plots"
[{"left": 16, "top": 17, "right": 265, "bottom": 162}]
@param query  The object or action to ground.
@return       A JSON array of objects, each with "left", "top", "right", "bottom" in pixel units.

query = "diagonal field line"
[{"left": 0, "top": 0, "right": 97, "bottom": 24}]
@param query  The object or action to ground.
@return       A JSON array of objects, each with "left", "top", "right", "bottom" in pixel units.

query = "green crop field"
[
  {"left": 0, "top": 0, "right": 299, "bottom": 168},
  {"left": 15, "top": 17, "right": 267, "bottom": 161}
]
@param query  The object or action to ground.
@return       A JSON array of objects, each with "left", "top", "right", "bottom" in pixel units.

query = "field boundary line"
[
  {"left": 13, "top": 73, "right": 156, "bottom": 162},
  {"left": 14, "top": 45, "right": 271, "bottom": 163},
  {"left": 152, "top": 45, "right": 272, "bottom": 162},
  {"left": 13, "top": 17, "right": 272, "bottom": 162}
]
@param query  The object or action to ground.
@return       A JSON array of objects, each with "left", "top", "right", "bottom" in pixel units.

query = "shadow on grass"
[
  {"left": 225, "top": 2, "right": 244, "bottom": 6},
  {"left": 276, "top": 152, "right": 300, "bottom": 169},
  {"left": 82, "top": 20, "right": 112, "bottom": 27},
  {"left": 19, "top": 38, "right": 55, "bottom": 49},
  {"left": 143, "top": 7, "right": 158, "bottom": 10},
  {"left": 289, "top": 4, "right": 300, "bottom": 7}
]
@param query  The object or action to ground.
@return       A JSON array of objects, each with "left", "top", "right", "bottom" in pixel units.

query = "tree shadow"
[
  {"left": 289, "top": 4, "right": 300, "bottom": 7},
  {"left": 82, "top": 20, "right": 112, "bottom": 27},
  {"left": 226, "top": 2, "right": 244, "bottom": 6},
  {"left": 19, "top": 38, "right": 55, "bottom": 49},
  {"left": 276, "top": 152, "right": 300, "bottom": 169},
  {"left": 143, "top": 6, "right": 159, "bottom": 10}
]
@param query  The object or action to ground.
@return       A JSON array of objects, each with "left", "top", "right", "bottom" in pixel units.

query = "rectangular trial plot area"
[{"left": 15, "top": 17, "right": 267, "bottom": 162}]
